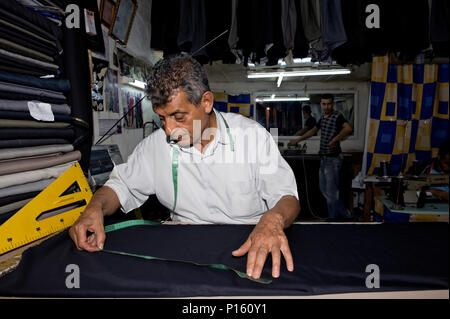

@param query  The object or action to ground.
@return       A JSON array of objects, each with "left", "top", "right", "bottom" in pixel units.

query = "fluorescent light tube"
[
  {"left": 248, "top": 69, "right": 351, "bottom": 79},
  {"left": 256, "top": 97, "right": 310, "bottom": 102}
]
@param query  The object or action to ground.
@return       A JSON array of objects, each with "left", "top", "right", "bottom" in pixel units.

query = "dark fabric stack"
[
  {"left": 151, "top": 0, "right": 445, "bottom": 67},
  {"left": 0, "top": 0, "right": 93, "bottom": 226}
]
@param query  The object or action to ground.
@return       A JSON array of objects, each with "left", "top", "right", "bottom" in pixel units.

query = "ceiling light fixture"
[
  {"left": 256, "top": 96, "right": 310, "bottom": 103},
  {"left": 248, "top": 68, "right": 351, "bottom": 79}
]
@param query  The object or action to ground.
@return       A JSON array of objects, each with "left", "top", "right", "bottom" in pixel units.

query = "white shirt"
[{"left": 105, "top": 109, "right": 299, "bottom": 224}]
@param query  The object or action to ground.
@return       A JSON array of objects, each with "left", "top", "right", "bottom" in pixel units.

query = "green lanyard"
[
  {"left": 171, "top": 112, "right": 234, "bottom": 213},
  {"left": 102, "top": 220, "right": 271, "bottom": 284}
]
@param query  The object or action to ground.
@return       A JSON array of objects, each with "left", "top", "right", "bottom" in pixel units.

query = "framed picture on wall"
[
  {"left": 100, "top": 0, "right": 116, "bottom": 28},
  {"left": 109, "top": 0, "right": 138, "bottom": 45}
]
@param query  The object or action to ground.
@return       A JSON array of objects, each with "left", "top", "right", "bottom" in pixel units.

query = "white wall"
[
  {"left": 93, "top": 0, "right": 157, "bottom": 161},
  {"left": 209, "top": 80, "right": 370, "bottom": 153}
]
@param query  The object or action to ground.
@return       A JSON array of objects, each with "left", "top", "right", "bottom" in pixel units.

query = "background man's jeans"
[{"left": 319, "top": 155, "right": 352, "bottom": 221}]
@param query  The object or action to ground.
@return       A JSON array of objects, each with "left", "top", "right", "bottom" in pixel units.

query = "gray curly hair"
[{"left": 147, "top": 53, "right": 210, "bottom": 108}]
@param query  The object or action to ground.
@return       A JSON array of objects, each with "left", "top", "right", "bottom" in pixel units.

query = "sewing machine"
[{"left": 389, "top": 174, "right": 449, "bottom": 209}]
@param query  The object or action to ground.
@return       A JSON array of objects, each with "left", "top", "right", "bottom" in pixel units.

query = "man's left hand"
[{"left": 231, "top": 211, "right": 294, "bottom": 279}]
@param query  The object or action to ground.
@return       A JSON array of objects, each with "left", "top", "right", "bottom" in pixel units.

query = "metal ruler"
[{"left": 0, "top": 162, "right": 92, "bottom": 255}]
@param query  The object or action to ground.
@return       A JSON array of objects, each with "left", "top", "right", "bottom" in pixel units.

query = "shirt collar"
[{"left": 170, "top": 108, "right": 229, "bottom": 154}]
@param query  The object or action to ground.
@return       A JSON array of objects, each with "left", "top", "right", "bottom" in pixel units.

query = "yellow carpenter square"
[{"left": 0, "top": 162, "right": 92, "bottom": 255}]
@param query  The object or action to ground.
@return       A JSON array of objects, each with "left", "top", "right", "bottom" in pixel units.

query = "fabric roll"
[
  {"left": 0, "top": 71, "right": 70, "bottom": 93},
  {"left": 0, "top": 99, "right": 71, "bottom": 115},
  {"left": 0, "top": 198, "right": 33, "bottom": 215},
  {"left": 0, "top": 178, "right": 55, "bottom": 198},
  {"left": 0, "top": 139, "right": 69, "bottom": 149},
  {"left": 0, "top": 63, "right": 49, "bottom": 77},
  {"left": 0, "top": 26, "right": 56, "bottom": 58},
  {"left": 0, "top": 119, "right": 70, "bottom": 129},
  {"left": 0, "top": 127, "right": 75, "bottom": 141},
  {"left": 0, "top": 81, "right": 66, "bottom": 104},
  {"left": 0, "top": 152, "right": 63, "bottom": 163},
  {"left": 0, "top": 144, "right": 74, "bottom": 161},
  {"left": 0, "top": 110, "right": 72, "bottom": 123},
  {"left": 0, "top": 150, "right": 81, "bottom": 176},
  {"left": 320, "top": 0, "right": 347, "bottom": 51},
  {"left": 0, "top": 38, "right": 54, "bottom": 63},
  {"left": 0, "top": 2, "right": 62, "bottom": 51},
  {"left": 0, "top": 17, "right": 57, "bottom": 52},
  {"left": 0, "top": 191, "right": 39, "bottom": 207},
  {"left": 0, "top": 55, "right": 57, "bottom": 76},
  {"left": 0, "top": 49, "right": 59, "bottom": 72},
  {"left": 0, "top": 162, "right": 74, "bottom": 189}
]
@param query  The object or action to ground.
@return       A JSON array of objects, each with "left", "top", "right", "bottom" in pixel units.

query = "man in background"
[
  {"left": 288, "top": 94, "right": 353, "bottom": 221},
  {"left": 292, "top": 104, "right": 316, "bottom": 137}
]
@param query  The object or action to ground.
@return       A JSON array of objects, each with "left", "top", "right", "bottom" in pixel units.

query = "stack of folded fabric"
[{"left": 0, "top": 0, "right": 84, "bottom": 225}]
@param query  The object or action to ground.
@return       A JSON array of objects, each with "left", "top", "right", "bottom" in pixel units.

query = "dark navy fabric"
[
  {"left": 0, "top": 222, "right": 447, "bottom": 297},
  {"left": 0, "top": 127, "right": 75, "bottom": 141},
  {"left": 0, "top": 71, "right": 70, "bottom": 92}
]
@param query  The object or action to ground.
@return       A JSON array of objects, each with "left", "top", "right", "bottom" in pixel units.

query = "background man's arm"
[
  {"left": 328, "top": 122, "right": 353, "bottom": 147},
  {"left": 288, "top": 126, "right": 319, "bottom": 146}
]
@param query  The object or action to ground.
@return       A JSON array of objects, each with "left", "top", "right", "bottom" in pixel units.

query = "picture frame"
[
  {"left": 109, "top": 0, "right": 138, "bottom": 46},
  {"left": 99, "top": 0, "right": 116, "bottom": 28}
]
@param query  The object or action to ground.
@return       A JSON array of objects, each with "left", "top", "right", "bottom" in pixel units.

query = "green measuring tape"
[{"left": 101, "top": 220, "right": 272, "bottom": 284}]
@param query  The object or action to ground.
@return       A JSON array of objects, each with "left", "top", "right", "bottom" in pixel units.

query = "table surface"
[
  {"left": 0, "top": 221, "right": 448, "bottom": 299},
  {"left": 377, "top": 196, "right": 449, "bottom": 215}
]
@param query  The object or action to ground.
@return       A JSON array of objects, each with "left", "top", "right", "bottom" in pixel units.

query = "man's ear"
[{"left": 201, "top": 91, "right": 214, "bottom": 113}]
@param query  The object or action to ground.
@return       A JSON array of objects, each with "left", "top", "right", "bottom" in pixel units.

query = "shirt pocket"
[{"left": 227, "top": 178, "right": 262, "bottom": 217}]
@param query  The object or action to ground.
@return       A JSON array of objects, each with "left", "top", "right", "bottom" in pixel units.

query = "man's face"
[
  {"left": 154, "top": 90, "right": 214, "bottom": 148},
  {"left": 320, "top": 98, "right": 334, "bottom": 115},
  {"left": 439, "top": 153, "right": 449, "bottom": 173}
]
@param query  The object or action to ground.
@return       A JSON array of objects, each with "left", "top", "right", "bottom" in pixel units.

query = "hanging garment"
[
  {"left": 299, "top": 0, "right": 321, "bottom": 42},
  {"left": 204, "top": 1, "right": 235, "bottom": 64},
  {"left": 151, "top": 0, "right": 181, "bottom": 57},
  {"left": 0, "top": 71, "right": 70, "bottom": 93},
  {"left": 0, "top": 222, "right": 447, "bottom": 297},
  {"left": 0, "top": 150, "right": 81, "bottom": 176},
  {"left": 430, "top": 0, "right": 449, "bottom": 57},
  {"left": 177, "top": 0, "right": 208, "bottom": 63},
  {"left": 0, "top": 138, "right": 70, "bottom": 149},
  {"left": 237, "top": 0, "right": 275, "bottom": 65},
  {"left": 291, "top": 0, "right": 310, "bottom": 59},
  {"left": 0, "top": 144, "right": 74, "bottom": 161},
  {"left": 0, "top": 99, "right": 70, "bottom": 116},
  {"left": 319, "top": 0, "right": 347, "bottom": 51}
]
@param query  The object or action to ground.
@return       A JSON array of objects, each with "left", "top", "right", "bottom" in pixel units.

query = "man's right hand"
[
  {"left": 288, "top": 138, "right": 300, "bottom": 147},
  {"left": 69, "top": 203, "right": 106, "bottom": 252}
]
